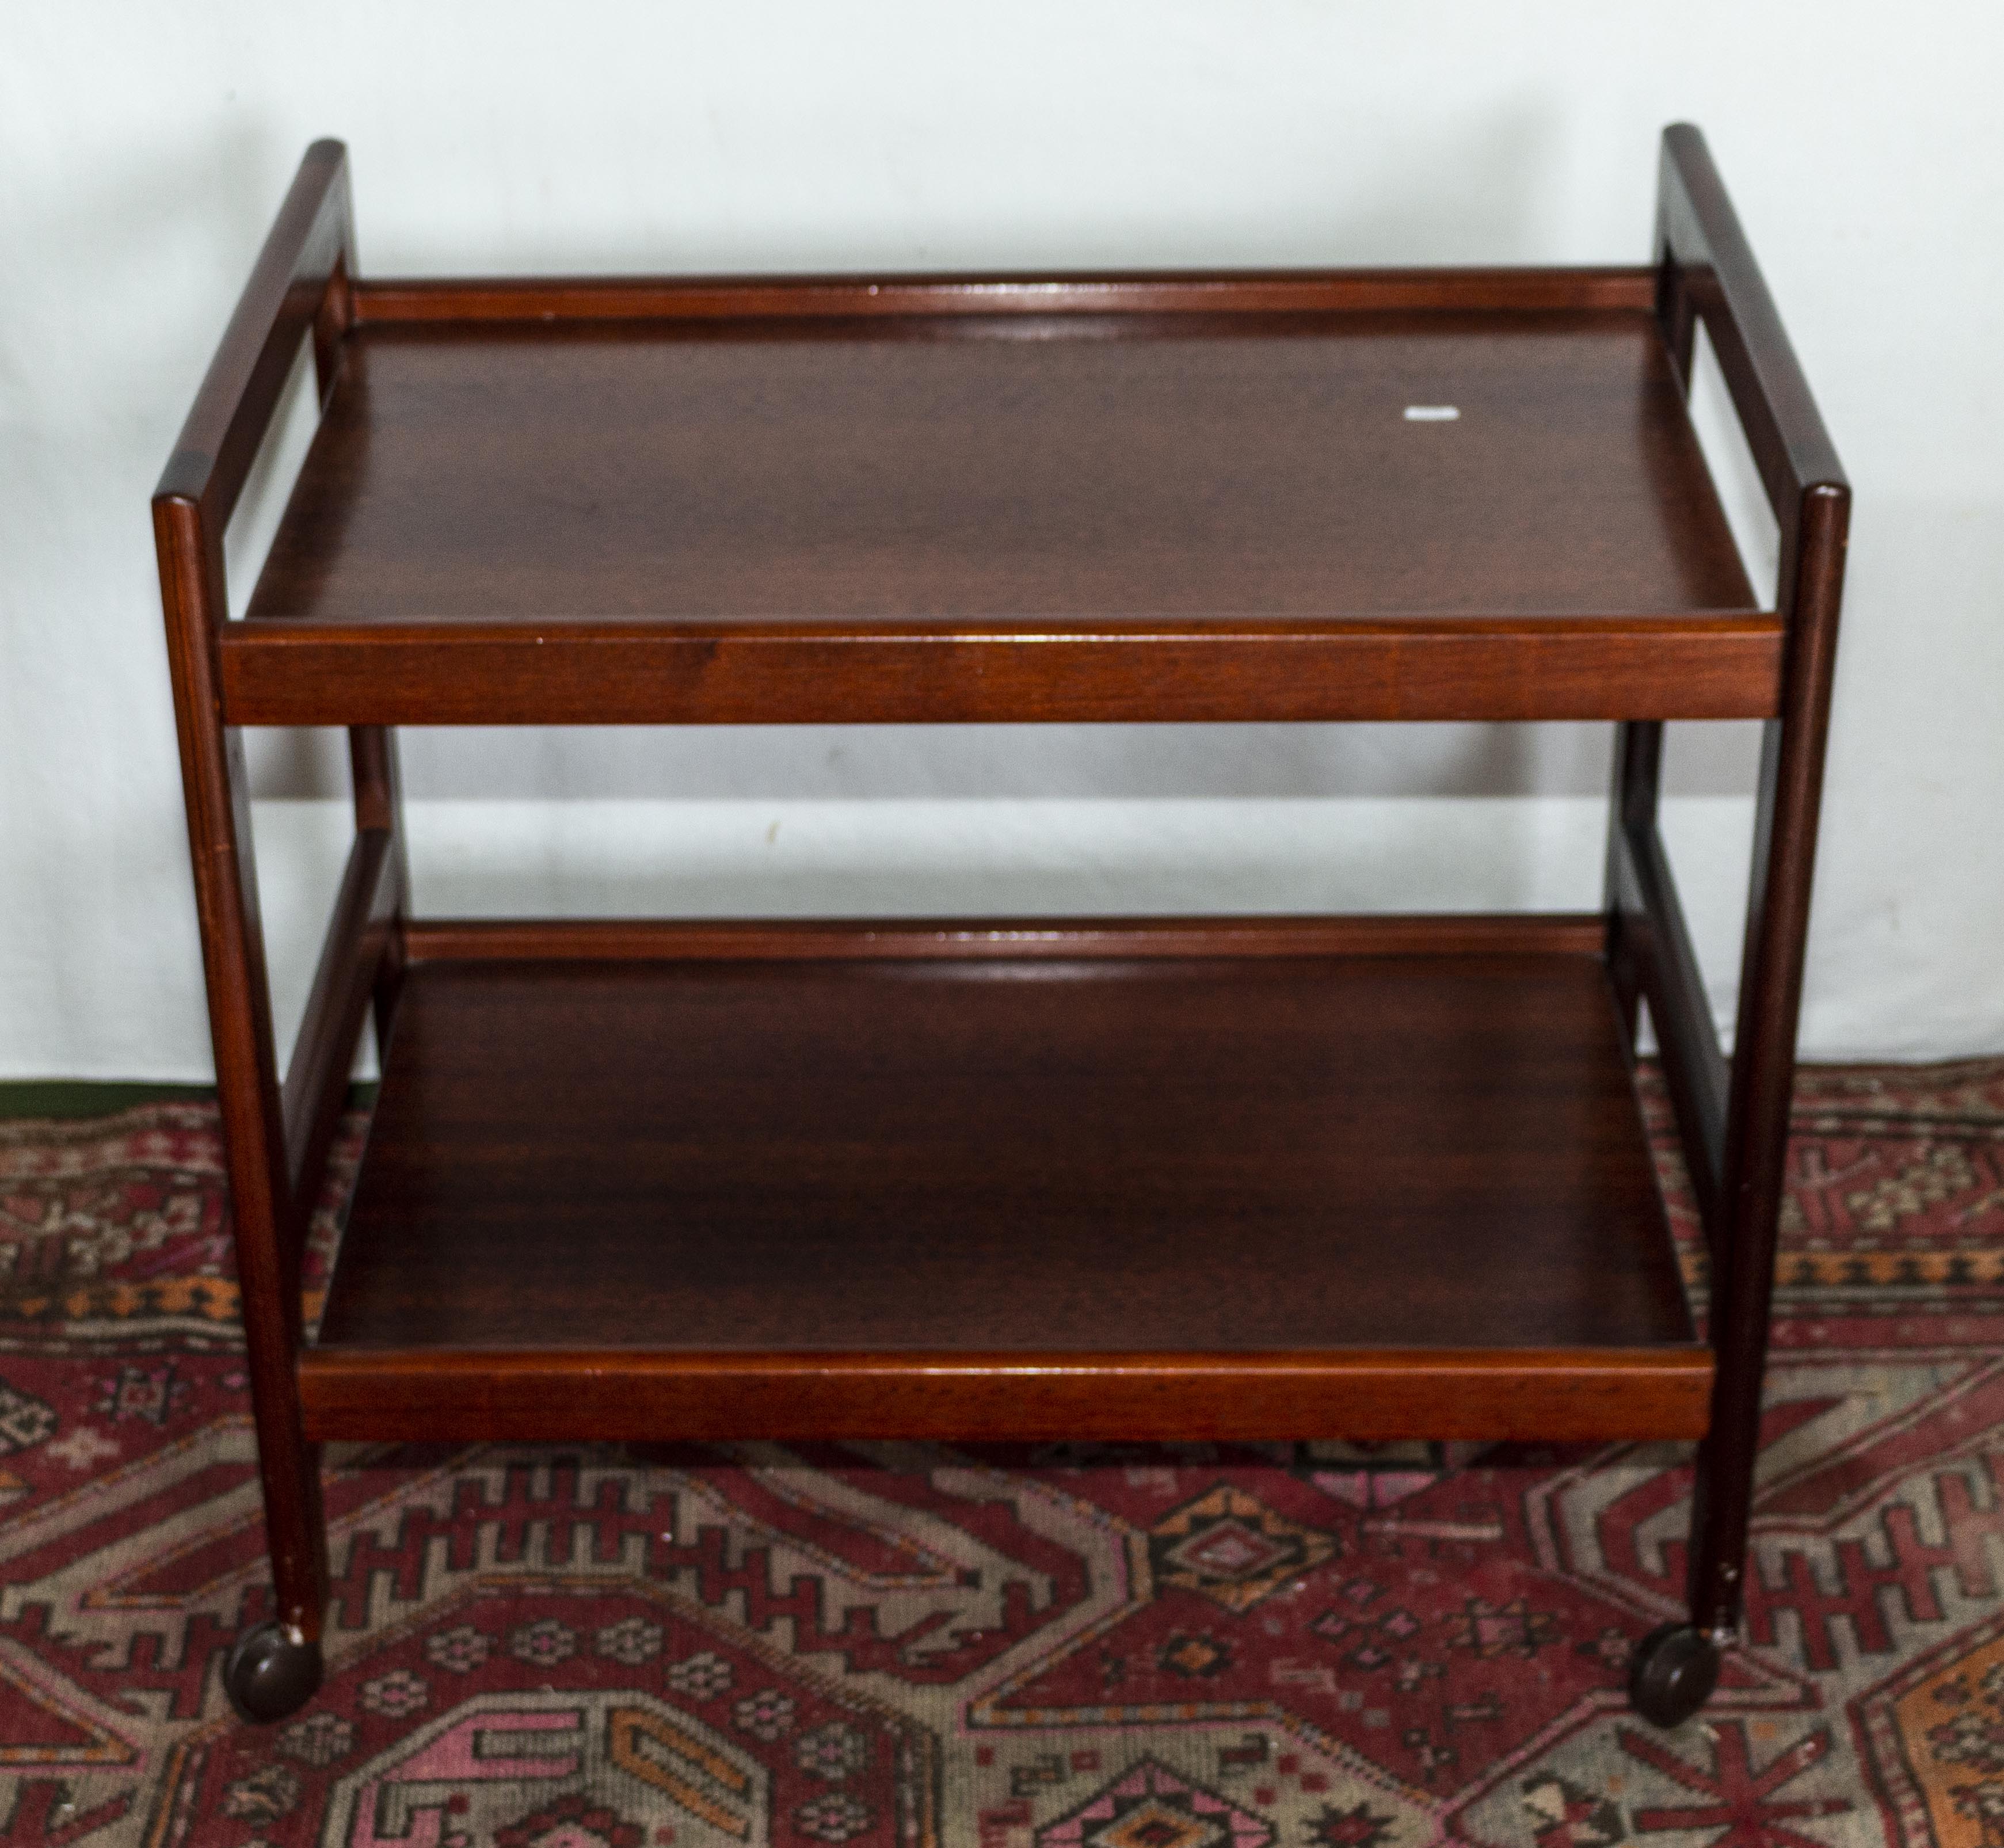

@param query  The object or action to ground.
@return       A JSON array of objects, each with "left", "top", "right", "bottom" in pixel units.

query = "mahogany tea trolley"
[{"left": 157, "top": 127, "right": 1847, "bottom": 1725}]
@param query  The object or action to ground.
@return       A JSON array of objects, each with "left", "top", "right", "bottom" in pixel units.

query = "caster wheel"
[
  {"left": 1628, "top": 1622, "right": 1720, "bottom": 1727},
  {"left": 225, "top": 1621, "right": 323, "bottom": 1724}
]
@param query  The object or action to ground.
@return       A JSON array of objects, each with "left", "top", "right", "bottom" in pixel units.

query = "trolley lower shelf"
[{"left": 300, "top": 916, "right": 1710, "bottom": 1443}]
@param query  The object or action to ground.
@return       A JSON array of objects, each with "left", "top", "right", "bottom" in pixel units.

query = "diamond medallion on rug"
[{"left": 1148, "top": 1485, "right": 1338, "bottom": 1614}]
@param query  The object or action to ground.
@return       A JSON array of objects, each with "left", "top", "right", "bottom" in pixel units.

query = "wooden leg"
[
  {"left": 349, "top": 726, "right": 408, "bottom": 1059},
  {"left": 1686, "top": 488, "right": 1849, "bottom": 1645},
  {"left": 1603, "top": 719, "right": 1663, "bottom": 1051},
  {"left": 199, "top": 736, "right": 329, "bottom": 1712},
  {"left": 1685, "top": 721, "right": 1810, "bottom": 1640},
  {"left": 189, "top": 743, "right": 330, "bottom": 1709},
  {"left": 157, "top": 500, "right": 327, "bottom": 1717}
]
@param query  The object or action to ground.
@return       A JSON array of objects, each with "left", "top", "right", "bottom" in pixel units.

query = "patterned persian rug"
[{"left": 0, "top": 1061, "right": 2001, "bottom": 1847}]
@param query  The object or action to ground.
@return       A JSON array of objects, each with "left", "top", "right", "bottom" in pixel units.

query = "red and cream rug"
[{"left": 1, "top": 1061, "right": 2001, "bottom": 1847}]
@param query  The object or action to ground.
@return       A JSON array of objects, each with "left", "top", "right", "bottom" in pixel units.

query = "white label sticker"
[{"left": 1404, "top": 405, "right": 1461, "bottom": 421}]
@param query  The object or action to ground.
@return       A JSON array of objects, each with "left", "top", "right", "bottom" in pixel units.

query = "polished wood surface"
[
  {"left": 399, "top": 911, "right": 1610, "bottom": 965},
  {"left": 299, "top": 1350, "right": 1712, "bottom": 1444},
  {"left": 158, "top": 390, "right": 336, "bottom": 1648},
  {"left": 345, "top": 727, "right": 408, "bottom": 1058},
  {"left": 279, "top": 825, "right": 397, "bottom": 1207},
  {"left": 1607, "top": 723, "right": 1728, "bottom": 1234},
  {"left": 1656, "top": 126, "right": 1846, "bottom": 523},
  {"left": 308, "top": 950, "right": 1702, "bottom": 1437},
  {"left": 1690, "top": 481, "right": 1849, "bottom": 1634},
  {"left": 220, "top": 299, "right": 1774, "bottom": 726},
  {"left": 158, "top": 139, "right": 351, "bottom": 526},
  {"left": 1633, "top": 125, "right": 1851, "bottom": 1642},
  {"left": 221, "top": 614, "right": 1781, "bottom": 727},
  {"left": 250, "top": 311, "right": 1752, "bottom": 626},
  {"left": 352, "top": 268, "right": 1661, "bottom": 324}
]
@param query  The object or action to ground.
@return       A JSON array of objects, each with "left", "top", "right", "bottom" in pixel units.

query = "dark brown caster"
[
  {"left": 224, "top": 1621, "right": 323, "bottom": 1724},
  {"left": 1626, "top": 1622, "right": 1721, "bottom": 1727}
]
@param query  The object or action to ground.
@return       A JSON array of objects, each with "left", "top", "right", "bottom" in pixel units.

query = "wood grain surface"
[
  {"left": 299, "top": 1349, "right": 1713, "bottom": 1443},
  {"left": 397, "top": 912, "right": 1611, "bottom": 965},
  {"left": 307, "top": 950, "right": 1704, "bottom": 1438},
  {"left": 220, "top": 614, "right": 1782, "bottom": 726},
  {"left": 250, "top": 311, "right": 1754, "bottom": 628},
  {"left": 350, "top": 268, "right": 1662, "bottom": 324}
]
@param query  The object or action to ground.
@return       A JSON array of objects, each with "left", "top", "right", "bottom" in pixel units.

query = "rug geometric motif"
[
  {"left": 1034, "top": 1756, "right": 1270, "bottom": 1848},
  {"left": 0, "top": 1060, "right": 1997, "bottom": 1844},
  {"left": 1148, "top": 1485, "right": 1338, "bottom": 1614}
]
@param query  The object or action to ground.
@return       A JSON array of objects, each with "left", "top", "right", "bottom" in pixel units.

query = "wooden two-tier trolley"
[{"left": 156, "top": 125, "right": 1847, "bottom": 1724}]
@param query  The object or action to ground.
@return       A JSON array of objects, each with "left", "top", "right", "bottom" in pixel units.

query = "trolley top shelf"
[
  {"left": 253, "top": 296, "right": 1756, "bottom": 631},
  {"left": 165, "top": 132, "right": 1842, "bottom": 727}
]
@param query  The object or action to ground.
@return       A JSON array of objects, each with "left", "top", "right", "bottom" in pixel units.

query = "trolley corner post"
[
  {"left": 1611, "top": 124, "right": 1850, "bottom": 1721},
  {"left": 154, "top": 138, "right": 408, "bottom": 1721}
]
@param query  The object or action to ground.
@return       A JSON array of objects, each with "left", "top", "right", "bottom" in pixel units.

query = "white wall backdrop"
[{"left": 2, "top": 0, "right": 2000, "bottom": 1079}]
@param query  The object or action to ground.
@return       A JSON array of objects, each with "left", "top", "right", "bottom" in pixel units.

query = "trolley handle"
[{"left": 155, "top": 139, "right": 353, "bottom": 539}]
